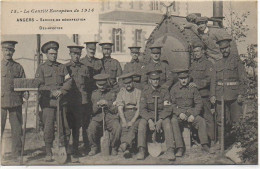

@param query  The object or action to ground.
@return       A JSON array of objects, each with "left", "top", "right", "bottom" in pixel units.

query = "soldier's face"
[
  {"left": 46, "top": 49, "right": 58, "bottom": 62},
  {"left": 179, "top": 77, "right": 189, "bottom": 86},
  {"left": 131, "top": 52, "right": 139, "bottom": 60},
  {"left": 86, "top": 48, "right": 96, "bottom": 58},
  {"left": 193, "top": 47, "right": 204, "bottom": 59},
  {"left": 151, "top": 53, "right": 161, "bottom": 61},
  {"left": 149, "top": 78, "right": 160, "bottom": 88},
  {"left": 125, "top": 81, "right": 134, "bottom": 91},
  {"left": 197, "top": 22, "right": 207, "bottom": 32},
  {"left": 2, "top": 48, "right": 15, "bottom": 60},
  {"left": 102, "top": 48, "right": 112, "bottom": 58},
  {"left": 220, "top": 46, "right": 231, "bottom": 57},
  {"left": 70, "top": 52, "right": 81, "bottom": 63}
]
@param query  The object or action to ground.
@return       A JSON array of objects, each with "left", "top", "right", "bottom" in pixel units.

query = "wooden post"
[{"left": 36, "top": 34, "right": 41, "bottom": 132}]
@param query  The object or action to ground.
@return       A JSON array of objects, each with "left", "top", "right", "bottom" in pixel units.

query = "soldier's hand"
[
  {"left": 155, "top": 119, "right": 163, "bottom": 133},
  {"left": 23, "top": 91, "right": 30, "bottom": 100},
  {"left": 179, "top": 113, "right": 187, "bottom": 121},
  {"left": 148, "top": 119, "right": 155, "bottom": 131},
  {"left": 189, "top": 82, "right": 197, "bottom": 88},
  {"left": 210, "top": 96, "right": 216, "bottom": 104},
  {"left": 237, "top": 95, "right": 243, "bottom": 104},
  {"left": 187, "top": 115, "right": 195, "bottom": 123}
]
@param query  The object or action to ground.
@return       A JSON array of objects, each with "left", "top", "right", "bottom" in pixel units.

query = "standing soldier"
[
  {"left": 66, "top": 46, "right": 90, "bottom": 162},
  {"left": 137, "top": 70, "right": 176, "bottom": 161},
  {"left": 35, "top": 41, "right": 71, "bottom": 162},
  {"left": 195, "top": 16, "right": 238, "bottom": 64},
  {"left": 1, "top": 41, "right": 29, "bottom": 161},
  {"left": 87, "top": 74, "right": 122, "bottom": 156},
  {"left": 142, "top": 46, "right": 176, "bottom": 90},
  {"left": 80, "top": 41, "right": 103, "bottom": 153},
  {"left": 123, "top": 46, "right": 144, "bottom": 89},
  {"left": 170, "top": 69, "right": 213, "bottom": 155},
  {"left": 189, "top": 41, "right": 215, "bottom": 144},
  {"left": 210, "top": 36, "right": 246, "bottom": 148},
  {"left": 100, "top": 42, "right": 122, "bottom": 92},
  {"left": 116, "top": 72, "right": 141, "bottom": 158}
]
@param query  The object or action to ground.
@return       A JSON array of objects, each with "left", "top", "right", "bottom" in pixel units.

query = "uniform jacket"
[
  {"left": 35, "top": 60, "right": 72, "bottom": 107},
  {"left": 123, "top": 59, "right": 145, "bottom": 83},
  {"left": 66, "top": 61, "right": 90, "bottom": 105},
  {"left": 91, "top": 88, "right": 118, "bottom": 122},
  {"left": 190, "top": 56, "right": 213, "bottom": 97},
  {"left": 81, "top": 56, "right": 103, "bottom": 92},
  {"left": 101, "top": 57, "right": 122, "bottom": 80},
  {"left": 140, "top": 85, "right": 172, "bottom": 121},
  {"left": 210, "top": 54, "right": 247, "bottom": 101},
  {"left": 170, "top": 82, "right": 203, "bottom": 117},
  {"left": 1, "top": 59, "right": 25, "bottom": 108},
  {"left": 142, "top": 60, "right": 176, "bottom": 90}
]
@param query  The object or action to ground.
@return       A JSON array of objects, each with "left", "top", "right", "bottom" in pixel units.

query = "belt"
[{"left": 217, "top": 81, "right": 239, "bottom": 86}]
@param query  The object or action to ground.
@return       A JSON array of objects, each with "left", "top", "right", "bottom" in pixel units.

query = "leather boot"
[{"left": 136, "top": 147, "right": 145, "bottom": 160}]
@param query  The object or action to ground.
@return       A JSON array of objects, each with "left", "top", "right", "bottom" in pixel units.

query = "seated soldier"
[
  {"left": 137, "top": 70, "right": 176, "bottom": 161},
  {"left": 116, "top": 72, "right": 141, "bottom": 158},
  {"left": 87, "top": 74, "right": 122, "bottom": 156},
  {"left": 170, "top": 69, "right": 213, "bottom": 154}
]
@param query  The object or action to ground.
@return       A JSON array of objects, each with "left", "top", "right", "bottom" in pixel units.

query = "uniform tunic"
[
  {"left": 101, "top": 57, "right": 122, "bottom": 80},
  {"left": 190, "top": 56, "right": 215, "bottom": 140},
  {"left": 116, "top": 87, "right": 141, "bottom": 146},
  {"left": 170, "top": 82, "right": 208, "bottom": 146},
  {"left": 138, "top": 85, "right": 175, "bottom": 149},
  {"left": 1, "top": 59, "right": 25, "bottom": 157}
]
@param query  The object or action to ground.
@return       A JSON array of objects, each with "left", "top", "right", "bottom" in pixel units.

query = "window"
[
  {"left": 112, "top": 28, "right": 122, "bottom": 53},
  {"left": 151, "top": 0, "right": 160, "bottom": 10},
  {"left": 135, "top": 29, "right": 142, "bottom": 47}
]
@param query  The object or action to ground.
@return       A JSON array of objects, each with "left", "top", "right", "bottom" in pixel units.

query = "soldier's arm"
[
  {"left": 188, "top": 87, "right": 203, "bottom": 117},
  {"left": 171, "top": 89, "right": 183, "bottom": 117},
  {"left": 91, "top": 92, "right": 100, "bottom": 114},
  {"left": 162, "top": 64, "right": 176, "bottom": 90},
  {"left": 210, "top": 65, "right": 217, "bottom": 98},
  {"left": 60, "top": 65, "right": 72, "bottom": 95},
  {"left": 237, "top": 59, "right": 247, "bottom": 96},
  {"left": 159, "top": 89, "right": 172, "bottom": 119},
  {"left": 130, "top": 89, "right": 141, "bottom": 123},
  {"left": 116, "top": 89, "right": 127, "bottom": 123},
  {"left": 116, "top": 60, "right": 123, "bottom": 77},
  {"left": 139, "top": 90, "right": 152, "bottom": 121},
  {"left": 35, "top": 65, "right": 51, "bottom": 91}
]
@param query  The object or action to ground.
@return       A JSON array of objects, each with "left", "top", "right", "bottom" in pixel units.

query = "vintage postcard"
[{"left": 0, "top": 0, "right": 258, "bottom": 166}]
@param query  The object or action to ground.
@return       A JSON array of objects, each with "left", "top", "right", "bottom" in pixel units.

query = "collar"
[
  {"left": 178, "top": 82, "right": 188, "bottom": 89},
  {"left": 2, "top": 59, "right": 15, "bottom": 66},
  {"left": 46, "top": 60, "right": 58, "bottom": 66},
  {"left": 194, "top": 56, "right": 206, "bottom": 63},
  {"left": 85, "top": 55, "right": 93, "bottom": 62},
  {"left": 151, "top": 60, "right": 161, "bottom": 66},
  {"left": 70, "top": 61, "right": 82, "bottom": 67},
  {"left": 130, "top": 59, "right": 139, "bottom": 63}
]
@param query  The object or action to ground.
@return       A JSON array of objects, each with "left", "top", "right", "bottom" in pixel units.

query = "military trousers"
[
  {"left": 42, "top": 106, "right": 70, "bottom": 154},
  {"left": 138, "top": 118, "right": 175, "bottom": 149},
  {"left": 82, "top": 103, "right": 91, "bottom": 148},
  {"left": 87, "top": 117, "right": 121, "bottom": 149},
  {"left": 216, "top": 99, "right": 242, "bottom": 143},
  {"left": 202, "top": 97, "right": 215, "bottom": 141},
  {"left": 171, "top": 115, "right": 208, "bottom": 145},
  {"left": 120, "top": 109, "right": 140, "bottom": 146},
  {"left": 1, "top": 106, "right": 23, "bottom": 157}
]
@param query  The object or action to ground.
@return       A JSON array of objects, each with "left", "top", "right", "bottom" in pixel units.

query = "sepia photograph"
[{"left": 0, "top": 0, "right": 258, "bottom": 166}]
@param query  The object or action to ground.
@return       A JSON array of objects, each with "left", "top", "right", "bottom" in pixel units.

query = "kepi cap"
[
  {"left": 192, "top": 41, "right": 205, "bottom": 49},
  {"left": 150, "top": 46, "right": 162, "bottom": 54},
  {"left": 128, "top": 46, "right": 141, "bottom": 53},
  {"left": 94, "top": 74, "right": 110, "bottom": 86},
  {"left": 216, "top": 35, "right": 232, "bottom": 49},
  {"left": 67, "top": 45, "right": 84, "bottom": 53},
  {"left": 41, "top": 41, "right": 59, "bottom": 54},
  {"left": 99, "top": 42, "right": 113, "bottom": 49},
  {"left": 146, "top": 69, "right": 162, "bottom": 80},
  {"left": 84, "top": 42, "right": 98, "bottom": 49},
  {"left": 195, "top": 17, "right": 208, "bottom": 24},
  {"left": 119, "top": 72, "right": 135, "bottom": 84},
  {"left": 173, "top": 68, "right": 189, "bottom": 78},
  {"left": 1, "top": 41, "right": 18, "bottom": 49}
]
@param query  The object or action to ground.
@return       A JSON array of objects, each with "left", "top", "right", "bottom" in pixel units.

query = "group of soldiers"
[{"left": 1, "top": 16, "right": 247, "bottom": 163}]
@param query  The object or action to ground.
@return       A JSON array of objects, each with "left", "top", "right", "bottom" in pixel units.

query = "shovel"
[
  {"left": 20, "top": 97, "right": 29, "bottom": 164},
  {"left": 52, "top": 96, "right": 67, "bottom": 164},
  {"left": 100, "top": 106, "right": 110, "bottom": 156},
  {"left": 148, "top": 95, "right": 162, "bottom": 157}
]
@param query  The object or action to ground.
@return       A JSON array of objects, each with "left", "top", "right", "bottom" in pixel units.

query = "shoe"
[
  {"left": 202, "top": 144, "right": 211, "bottom": 153},
  {"left": 162, "top": 148, "right": 176, "bottom": 161},
  {"left": 45, "top": 153, "right": 53, "bottom": 162},
  {"left": 123, "top": 150, "right": 132, "bottom": 159},
  {"left": 119, "top": 143, "right": 128, "bottom": 152},
  {"left": 111, "top": 148, "right": 118, "bottom": 156},
  {"left": 88, "top": 147, "right": 98, "bottom": 156},
  {"left": 136, "top": 147, "right": 145, "bottom": 160},
  {"left": 71, "top": 153, "right": 80, "bottom": 163},
  {"left": 175, "top": 147, "right": 184, "bottom": 157}
]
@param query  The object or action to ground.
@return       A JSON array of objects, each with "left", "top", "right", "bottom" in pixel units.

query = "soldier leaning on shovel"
[
  {"left": 35, "top": 41, "right": 72, "bottom": 162},
  {"left": 65, "top": 45, "right": 91, "bottom": 162},
  {"left": 87, "top": 74, "right": 122, "bottom": 156},
  {"left": 137, "top": 70, "right": 176, "bottom": 161},
  {"left": 1, "top": 41, "right": 29, "bottom": 162}
]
